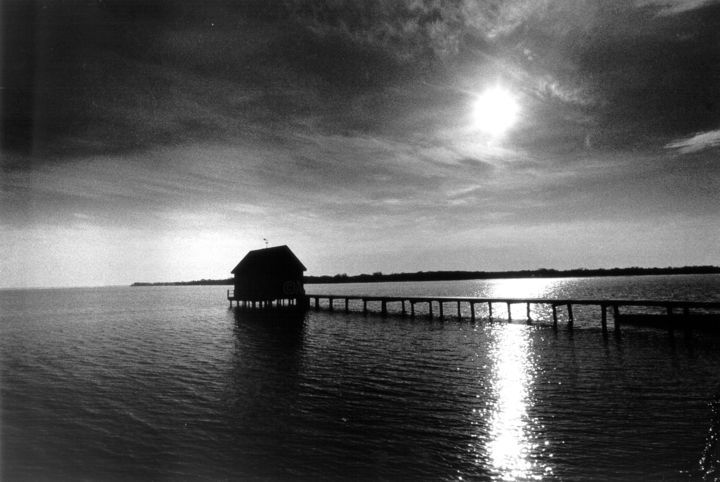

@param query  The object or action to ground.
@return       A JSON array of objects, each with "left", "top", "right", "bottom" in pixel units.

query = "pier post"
[
  {"left": 329, "top": 297, "right": 334, "bottom": 311},
  {"left": 363, "top": 300, "right": 367, "bottom": 314},
  {"left": 488, "top": 302, "right": 493, "bottom": 321},
  {"left": 526, "top": 303, "right": 531, "bottom": 322},
  {"left": 314, "top": 297, "right": 319, "bottom": 310},
  {"left": 567, "top": 304, "right": 574, "bottom": 330},
  {"left": 552, "top": 305, "right": 558, "bottom": 329},
  {"left": 682, "top": 306, "right": 693, "bottom": 339},
  {"left": 410, "top": 302, "right": 415, "bottom": 318},
  {"left": 439, "top": 302, "right": 444, "bottom": 319},
  {"left": 683, "top": 306, "right": 692, "bottom": 338},
  {"left": 429, "top": 301, "right": 433, "bottom": 318},
  {"left": 470, "top": 302, "right": 475, "bottom": 322},
  {"left": 345, "top": 298, "right": 349, "bottom": 313},
  {"left": 401, "top": 300, "right": 406, "bottom": 316},
  {"left": 381, "top": 301, "right": 387, "bottom": 316},
  {"left": 507, "top": 302, "right": 512, "bottom": 322},
  {"left": 601, "top": 305, "right": 608, "bottom": 333},
  {"left": 613, "top": 305, "right": 621, "bottom": 334}
]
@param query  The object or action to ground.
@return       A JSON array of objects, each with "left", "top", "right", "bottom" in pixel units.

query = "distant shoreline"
[{"left": 131, "top": 265, "right": 720, "bottom": 286}]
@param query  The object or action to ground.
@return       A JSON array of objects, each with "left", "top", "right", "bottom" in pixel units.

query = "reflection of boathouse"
[{"left": 228, "top": 245, "right": 306, "bottom": 308}]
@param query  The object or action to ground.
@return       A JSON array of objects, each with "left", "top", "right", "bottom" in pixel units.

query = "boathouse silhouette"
[{"left": 229, "top": 245, "right": 306, "bottom": 308}]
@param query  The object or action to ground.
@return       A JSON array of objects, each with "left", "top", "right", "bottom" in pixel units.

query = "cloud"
[
  {"left": 9, "top": 0, "right": 716, "bottom": 164},
  {"left": 636, "top": 0, "right": 720, "bottom": 15},
  {"left": 665, "top": 129, "right": 720, "bottom": 153}
]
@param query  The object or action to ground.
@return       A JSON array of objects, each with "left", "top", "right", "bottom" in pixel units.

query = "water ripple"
[{"left": 2, "top": 280, "right": 720, "bottom": 480}]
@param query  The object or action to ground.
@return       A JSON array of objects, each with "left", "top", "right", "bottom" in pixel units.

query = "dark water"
[{"left": 2, "top": 275, "right": 720, "bottom": 480}]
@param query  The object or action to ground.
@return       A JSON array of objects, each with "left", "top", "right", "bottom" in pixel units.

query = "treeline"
[
  {"left": 131, "top": 265, "right": 720, "bottom": 286},
  {"left": 132, "top": 278, "right": 233, "bottom": 287},
  {"left": 304, "top": 266, "right": 720, "bottom": 283}
]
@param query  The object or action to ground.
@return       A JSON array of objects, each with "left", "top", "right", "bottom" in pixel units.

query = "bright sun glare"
[{"left": 471, "top": 87, "right": 519, "bottom": 136}]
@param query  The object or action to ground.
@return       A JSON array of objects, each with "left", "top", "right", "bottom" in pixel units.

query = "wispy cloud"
[
  {"left": 636, "top": 0, "right": 720, "bottom": 16},
  {"left": 665, "top": 129, "right": 720, "bottom": 154}
]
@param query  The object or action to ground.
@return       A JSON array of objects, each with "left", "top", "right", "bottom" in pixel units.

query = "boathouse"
[{"left": 230, "top": 245, "right": 306, "bottom": 305}]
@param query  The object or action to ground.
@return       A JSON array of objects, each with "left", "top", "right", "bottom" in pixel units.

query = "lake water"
[{"left": 2, "top": 275, "right": 720, "bottom": 480}]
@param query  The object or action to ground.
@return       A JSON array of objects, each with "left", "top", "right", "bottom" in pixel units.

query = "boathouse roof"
[{"left": 231, "top": 245, "right": 306, "bottom": 275}]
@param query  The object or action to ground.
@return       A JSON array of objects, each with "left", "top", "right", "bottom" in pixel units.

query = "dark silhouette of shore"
[{"left": 131, "top": 265, "right": 720, "bottom": 287}]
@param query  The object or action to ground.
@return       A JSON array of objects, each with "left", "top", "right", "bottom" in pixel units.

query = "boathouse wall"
[{"left": 231, "top": 245, "right": 306, "bottom": 301}]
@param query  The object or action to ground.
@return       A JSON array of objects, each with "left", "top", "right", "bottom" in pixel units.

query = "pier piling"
[{"left": 613, "top": 305, "right": 621, "bottom": 334}]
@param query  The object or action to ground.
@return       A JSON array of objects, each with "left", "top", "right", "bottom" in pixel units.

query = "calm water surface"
[{"left": 2, "top": 275, "right": 720, "bottom": 480}]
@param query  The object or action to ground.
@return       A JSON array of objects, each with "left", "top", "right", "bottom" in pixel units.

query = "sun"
[{"left": 471, "top": 87, "right": 520, "bottom": 136}]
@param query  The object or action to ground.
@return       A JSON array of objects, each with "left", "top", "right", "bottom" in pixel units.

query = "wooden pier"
[
  {"left": 300, "top": 294, "right": 720, "bottom": 334},
  {"left": 227, "top": 289, "right": 306, "bottom": 310}
]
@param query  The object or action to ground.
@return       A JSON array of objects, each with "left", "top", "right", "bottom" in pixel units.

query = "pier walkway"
[{"left": 304, "top": 294, "right": 720, "bottom": 334}]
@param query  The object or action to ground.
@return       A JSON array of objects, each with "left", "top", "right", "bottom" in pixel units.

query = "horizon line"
[{"left": 6, "top": 264, "right": 717, "bottom": 291}]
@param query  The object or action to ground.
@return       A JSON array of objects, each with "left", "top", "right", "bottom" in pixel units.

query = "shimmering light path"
[{"left": 487, "top": 325, "right": 544, "bottom": 480}]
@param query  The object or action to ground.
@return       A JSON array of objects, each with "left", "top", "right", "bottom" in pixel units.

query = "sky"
[{"left": 2, "top": 0, "right": 720, "bottom": 288}]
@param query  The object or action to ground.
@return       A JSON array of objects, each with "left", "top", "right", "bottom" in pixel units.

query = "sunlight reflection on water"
[
  {"left": 484, "top": 277, "right": 566, "bottom": 299},
  {"left": 480, "top": 278, "right": 567, "bottom": 323},
  {"left": 486, "top": 325, "right": 546, "bottom": 480}
]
